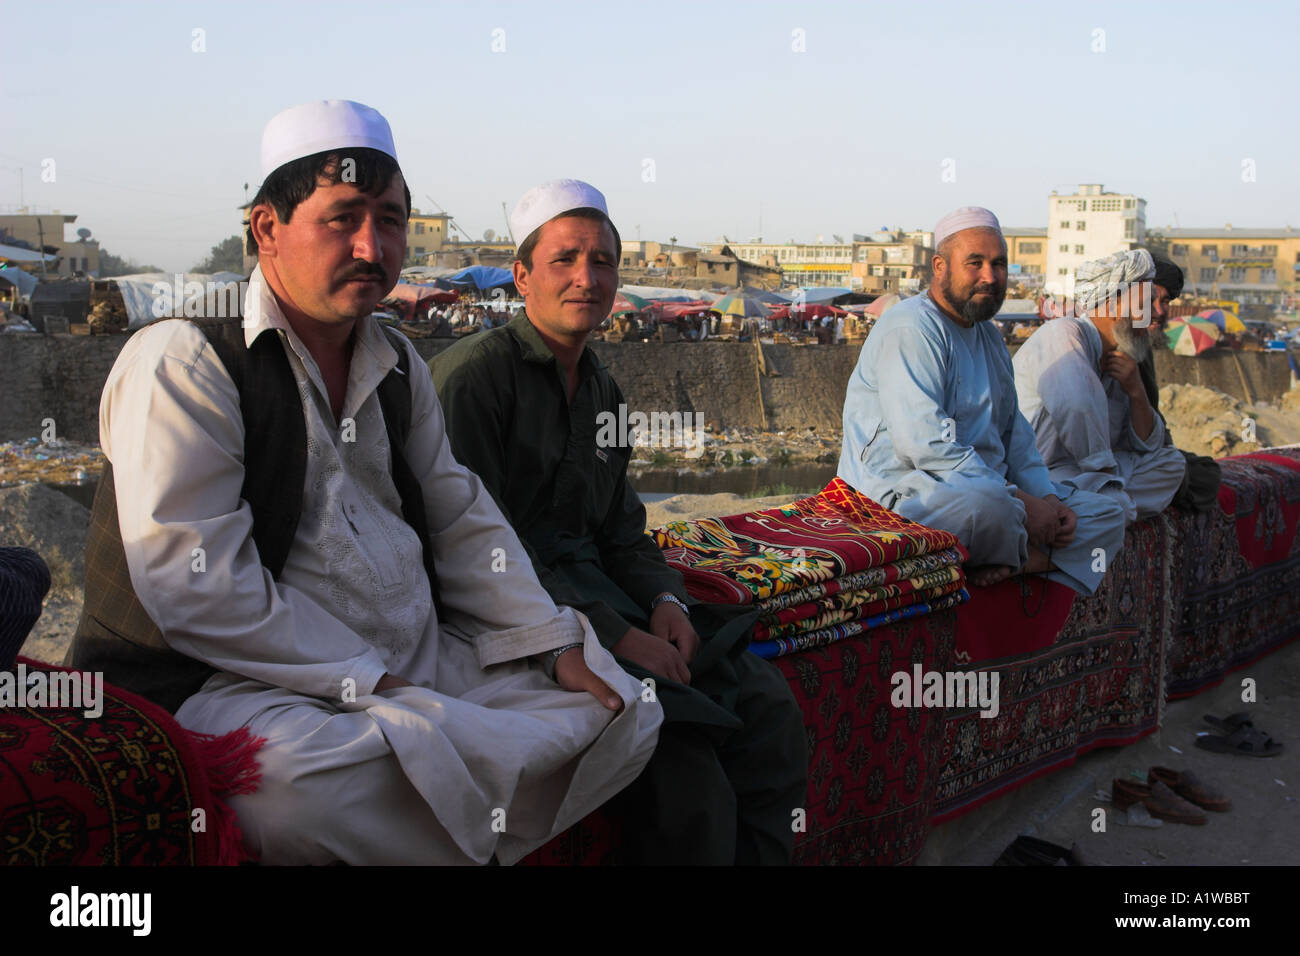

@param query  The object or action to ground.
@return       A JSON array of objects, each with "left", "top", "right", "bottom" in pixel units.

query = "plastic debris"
[
  {"left": 1120, "top": 805, "right": 1163, "bottom": 828},
  {"left": 0, "top": 437, "right": 104, "bottom": 489}
]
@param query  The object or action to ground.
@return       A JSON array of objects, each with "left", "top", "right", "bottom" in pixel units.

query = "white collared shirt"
[{"left": 101, "top": 265, "right": 579, "bottom": 701}]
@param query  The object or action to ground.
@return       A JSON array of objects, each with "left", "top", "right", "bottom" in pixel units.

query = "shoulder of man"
[
  {"left": 868, "top": 294, "right": 951, "bottom": 357},
  {"left": 107, "top": 317, "right": 241, "bottom": 397},
  {"left": 427, "top": 322, "right": 519, "bottom": 388},
  {"left": 1024, "top": 314, "right": 1098, "bottom": 358}
]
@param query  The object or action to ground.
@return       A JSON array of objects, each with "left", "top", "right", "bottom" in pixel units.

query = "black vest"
[{"left": 66, "top": 317, "right": 437, "bottom": 713}]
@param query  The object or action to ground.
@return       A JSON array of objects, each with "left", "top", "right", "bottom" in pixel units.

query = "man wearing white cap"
[
  {"left": 838, "top": 207, "right": 1125, "bottom": 593},
  {"left": 430, "top": 179, "right": 807, "bottom": 865},
  {"left": 1014, "top": 250, "right": 1186, "bottom": 524},
  {"left": 68, "top": 102, "right": 661, "bottom": 864}
]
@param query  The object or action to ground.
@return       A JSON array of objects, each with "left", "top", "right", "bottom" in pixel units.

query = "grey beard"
[{"left": 1113, "top": 319, "right": 1152, "bottom": 363}]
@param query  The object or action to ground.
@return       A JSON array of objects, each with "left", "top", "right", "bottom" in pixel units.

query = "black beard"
[{"left": 942, "top": 273, "right": 1004, "bottom": 323}]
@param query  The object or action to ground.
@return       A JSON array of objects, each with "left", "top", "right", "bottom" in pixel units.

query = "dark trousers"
[{"left": 610, "top": 652, "right": 808, "bottom": 865}]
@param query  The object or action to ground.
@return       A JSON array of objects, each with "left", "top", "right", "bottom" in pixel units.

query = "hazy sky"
[{"left": 3, "top": 0, "right": 1296, "bottom": 271}]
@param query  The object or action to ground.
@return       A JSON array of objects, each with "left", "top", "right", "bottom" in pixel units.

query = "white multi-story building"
[{"left": 1044, "top": 184, "right": 1146, "bottom": 295}]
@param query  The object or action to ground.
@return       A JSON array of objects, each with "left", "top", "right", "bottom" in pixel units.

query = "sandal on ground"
[
  {"left": 1196, "top": 724, "right": 1283, "bottom": 758},
  {"left": 1112, "top": 778, "right": 1208, "bottom": 825},
  {"left": 1204, "top": 712, "right": 1257, "bottom": 733},
  {"left": 1147, "top": 767, "right": 1232, "bottom": 812}
]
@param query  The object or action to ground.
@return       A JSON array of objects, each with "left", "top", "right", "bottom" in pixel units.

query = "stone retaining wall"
[{"left": 1, "top": 331, "right": 1291, "bottom": 443}]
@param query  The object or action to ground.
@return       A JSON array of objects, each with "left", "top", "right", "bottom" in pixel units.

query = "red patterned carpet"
[
  {"left": 934, "top": 515, "right": 1172, "bottom": 821},
  {"left": 0, "top": 658, "right": 261, "bottom": 865},
  {"left": 1168, "top": 447, "right": 1300, "bottom": 697}
]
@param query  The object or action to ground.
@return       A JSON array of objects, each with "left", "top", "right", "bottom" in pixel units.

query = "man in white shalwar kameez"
[
  {"left": 92, "top": 101, "right": 661, "bottom": 864},
  {"left": 838, "top": 207, "right": 1126, "bottom": 593},
  {"left": 1014, "top": 250, "right": 1186, "bottom": 524}
]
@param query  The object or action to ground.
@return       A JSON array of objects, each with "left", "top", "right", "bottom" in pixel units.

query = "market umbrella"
[
  {"left": 1197, "top": 308, "right": 1246, "bottom": 334},
  {"left": 438, "top": 265, "right": 516, "bottom": 291},
  {"left": 657, "top": 300, "right": 712, "bottom": 319},
  {"left": 710, "top": 293, "right": 770, "bottom": 319},
  {"left": 865, "top": 293, "right": 902, "bottom": 317},
  {"left": 611, "top": 291, "right": 650, "bottom": 315},
  {"left": 769, "top": 303, "right": 847, "bottom": 321},
  {"left": 1166, "top": 317, "right": 1221, "bottom": 356}
]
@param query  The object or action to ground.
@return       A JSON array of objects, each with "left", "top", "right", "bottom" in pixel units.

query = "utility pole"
[{"left": 36, "top": 217, "right": 47, "bottom": 278}]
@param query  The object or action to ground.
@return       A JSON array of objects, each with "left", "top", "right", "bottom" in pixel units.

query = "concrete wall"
[{"left": 1, "top": 332, "right": 1292, "bottom": 443}]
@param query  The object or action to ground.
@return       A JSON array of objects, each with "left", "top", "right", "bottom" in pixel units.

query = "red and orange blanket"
[{"left": 652, "top": 477, "right": 970, "bottom": 657}]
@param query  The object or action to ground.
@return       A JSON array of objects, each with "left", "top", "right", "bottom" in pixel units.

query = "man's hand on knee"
[
  {"left": 553, "top": 648, "right": 624, "bottom": 712},
  {"left": 1047, "top": 495, "right": 1077, "bottom": 545},
  {"left": 649, "top": 600, "right": 700, "bottom": 666},
  {"left": 1016, "top": 490, "right": 1071, "bottom": 549},
  {"left": 613, "top": 627, "right": 692, "bottom": 685}
]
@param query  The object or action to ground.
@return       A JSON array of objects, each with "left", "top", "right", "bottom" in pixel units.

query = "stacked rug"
[{"left": 652, "top": 477, "right": 970, "bottom": 658}]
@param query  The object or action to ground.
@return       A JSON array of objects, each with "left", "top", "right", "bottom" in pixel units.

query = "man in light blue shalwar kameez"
[{"left": 838, "top": 207, "right": 1125, "bottom": 594}]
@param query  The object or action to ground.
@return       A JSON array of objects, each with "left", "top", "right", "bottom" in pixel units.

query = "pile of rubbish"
[{"left": 0, "top": 437, "right": 104, "bottom": 488}]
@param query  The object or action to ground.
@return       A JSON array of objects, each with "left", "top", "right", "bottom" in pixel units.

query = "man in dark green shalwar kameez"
[{"left": 430, "top": 179, "right": 807, "bottom": 864}]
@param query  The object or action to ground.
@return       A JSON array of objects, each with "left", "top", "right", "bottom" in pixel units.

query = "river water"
[
  {"left": 50, "top": 462, "right": 839, "bottom": 510},
  {"left": 629, "top": 463, "right": 836, "bottom": 502}
]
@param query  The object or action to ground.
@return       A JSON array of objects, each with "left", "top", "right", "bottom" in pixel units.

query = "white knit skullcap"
[{"left": 260, "top": 100, "right": 397, "bottom": 179}]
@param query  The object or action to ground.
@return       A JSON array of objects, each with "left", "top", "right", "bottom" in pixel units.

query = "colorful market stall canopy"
[
  {"left": 1166, "top": 317, "right": 1221, "bottom": 355},
  {"left": 1197, "top": 308, "right": 1247, "bottom": 335}
]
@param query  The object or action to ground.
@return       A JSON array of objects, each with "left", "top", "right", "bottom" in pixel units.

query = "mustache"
[{"left": 337, "top": 262, "right": 389, "bottom": 282}]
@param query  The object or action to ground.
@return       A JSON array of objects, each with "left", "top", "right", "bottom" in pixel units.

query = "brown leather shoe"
[
  {"left": 1147, "top": 767, "right": 1231, "bottom": 812},
  {"left": 1112, "top": 778, "right": 1208, "bottom": 825}
]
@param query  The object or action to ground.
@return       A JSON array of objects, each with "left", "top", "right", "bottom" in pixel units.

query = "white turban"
[
  {"left": 510, "top": 179, "right": 609, "bottom": 247},
  {"left": 934, "top": 206, "right": 1002, "bottom": 249},
  {"left": 1073, "top": 249, "right": 1155, "bottom": 313},
  {"left": 260, "top": 100, "right": 398, "bottom": 179}
]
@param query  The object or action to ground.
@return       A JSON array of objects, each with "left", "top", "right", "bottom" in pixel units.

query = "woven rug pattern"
[
  {"left": 1168, "top": 448, "right": 1300, "bottom": 697},
  {"left": 0, "top": 657, "right": 259, "bottom": 865},
  {"left": 932, "top": 514, "right": 1173, "bottom": 821}
]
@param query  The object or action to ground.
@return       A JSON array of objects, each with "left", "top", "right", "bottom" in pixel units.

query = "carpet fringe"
[{"left": 183, "top": 726, "right": 266, "bottom": 865}]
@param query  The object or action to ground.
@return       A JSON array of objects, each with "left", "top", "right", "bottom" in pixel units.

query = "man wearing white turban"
[
  {"left": 1013, "top": 250, "right": 1186, "bottom": 524},
  {"left": 68, "top": 101, "right": 661, "bottom": 864},
  {"left": 430, "top": 178, "right": 807, "bottom": 865},
  {"left": 838, "top": 207, "right": 1126, "bottom": 593}
]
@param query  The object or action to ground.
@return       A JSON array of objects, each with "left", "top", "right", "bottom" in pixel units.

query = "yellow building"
[
  {"left": 849, "top": 235, "right": 932, "bottom": 294},
  {"left": 1003, "top": 227, "right": 1047, "bottom": 287},
  {"left": 405, "top": 209, "right": 453, "bottom": 266},
  {"left": 1159, "top": 228, "right": 1300, "bottom": 309},
  {"left": 0, "top": 211, "right": 100, "bottom": 277}
]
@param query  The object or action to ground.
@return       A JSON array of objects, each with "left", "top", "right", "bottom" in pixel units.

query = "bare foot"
[{"left": 968, "top": 565, "right": 1014, "bottom": 587}]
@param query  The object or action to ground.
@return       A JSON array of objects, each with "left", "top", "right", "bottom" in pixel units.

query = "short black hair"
[
  {"left": 244, "top": 147, "right": 411, "bottom": 254},
  {"left": 515, "top": 208, "right": 622, "bottom": 271}
]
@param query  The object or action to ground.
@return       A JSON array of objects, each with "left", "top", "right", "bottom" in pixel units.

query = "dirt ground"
[{"left": 921, "top": 638, "right": 1300, "bottom": 867}]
